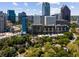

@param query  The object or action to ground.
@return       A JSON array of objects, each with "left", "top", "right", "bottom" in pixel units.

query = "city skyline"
[{"left": 0, "top": 2, "right": 79, "bottom": 16}]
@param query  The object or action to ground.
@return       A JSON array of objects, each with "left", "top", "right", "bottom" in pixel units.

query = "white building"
[{"left": 44, "top": 16, "right": 56, "bottom": 25}]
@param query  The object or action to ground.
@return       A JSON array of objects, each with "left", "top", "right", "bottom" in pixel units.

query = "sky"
[{"left": 0, "top": 2, "right": 79, "bottom": 16}]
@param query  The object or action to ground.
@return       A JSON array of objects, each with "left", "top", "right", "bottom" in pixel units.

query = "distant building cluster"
[
  {"left": 0, "top": 2, "right": 71, "bottom": 35},
  {"left": 32, "top": 2, "right": 71, "bottom": 34}
]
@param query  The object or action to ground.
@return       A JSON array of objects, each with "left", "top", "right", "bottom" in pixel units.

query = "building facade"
[
  {"left": 32, "top": 3, "right": 70, "bottom": 35},
  {"left": 0, "top": 11, "right": 6, "bottom": 32},
  {"left": 32, "top": 15, "right": 69, "bottom": 34},
  {"left": 7, "top": 10, "right": 16, "bottom": 23},
  {"left": 33, "top": 15, "right": 42, "bottom": 25},
  {"left": 44, "top": 16, "right": 56, "bottom": 25},
  {"left": 61, "top": 5, "right": 71, "bottom": 22},
  {"left": 21, "top": 12, "right": 27, "bottom": 34},
  {"left": 42, "top": 2, "right": 50, "bottom": 16}
]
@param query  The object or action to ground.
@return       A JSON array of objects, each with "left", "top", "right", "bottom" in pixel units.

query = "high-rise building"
[
  {"left": 27, "top": 15, "right": 33, "bottom": 22},
  {"left": 18, "top": 13, "right": 22, "bottom": 24},
  {"left": 21, "top": 12, "right": 27, "bottom": 34},
  {"left": 0, "top": 11, "right": 6, "bottom": 32},
  {"left": 42, "top": 2, "right": 50, "bottom": 16},
  {"left": 61, "top": 5, "right": 71, "bottom": 22},
  {"left": 7, "top": 10, "right": 16, "bottom": 23},
  {"left": 32, "top": 4, "right": 70, "bottom": 34}
]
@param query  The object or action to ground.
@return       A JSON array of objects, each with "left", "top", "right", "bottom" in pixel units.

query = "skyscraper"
[
  {"left": 7, "top": 10, "right": 16, "bottom": 23},
  {"left": 42, "top": 2, "right": 50, "bottom": 16},
  {"left": 61, "top": 5, "right": 71, "bottom": 22},
  {"left": 18, "top": 13, "right": 22, "bottom": 24},
  {"left": 21, "top": 12, "right": 27, "bottom": 34}
]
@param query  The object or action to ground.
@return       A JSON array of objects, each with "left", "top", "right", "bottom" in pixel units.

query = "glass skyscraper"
[
  {"left": 42, "top": 2, "right": 50, "bottom": 16},
  {"left": 7, "top": 10, "right": 16, "bottom": 23},
  {"left": 21, "top": 12, "right": 27, "bottom": 34},
  {"left": 61, "top": 5, "right": 71, "bottom": 22}
]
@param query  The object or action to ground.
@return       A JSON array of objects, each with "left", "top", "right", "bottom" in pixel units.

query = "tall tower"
[
  {"left": 42, "top": 2, "right": 50, "bottom": 16},
  {"left": 61, "top": 5, "right": 71, "bottom": 22},
  {"left": 7, "top": 10, "right": 16, "bottom": 23},
  {"left": 21, "top": 12, "right": 27, "bottom": 34}
]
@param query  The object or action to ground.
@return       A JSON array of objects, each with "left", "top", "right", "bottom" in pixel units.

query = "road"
[
  {"left": 69, "top": 28, "right": 77, "bottom": 43},
  {"left": 70, "top": 33, "right": 77, "bottom": 43}
]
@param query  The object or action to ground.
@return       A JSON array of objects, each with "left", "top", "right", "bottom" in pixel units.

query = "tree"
[
  {"left": 70, "top": 23, "right": 77, "bottom": 29},
  {"left": 41, "top": 42, "right": 56, "bottom": 57},
  {"left": 0, "top": 47, "right": 17, "bottom": 57},
  {"left": 55, "top": 49, "right": 70, "bottom": 57},
  {"left": 64, "top": 32, "right": 73, "bottom": 40},
  {"left": 24, "top": 47, "right": 42, "bottom": 57},
  {"left": 18, "top": 48, "right": 25, "bottom": 54},
  {"left": 41, "top": 48, "right": 56, "bottom": 57},
  {"left": 57, "top": 36, "right": 70, "bottom": 46},
  {"left": 74, "top": 38, "right": 79, "bottom": 46},
  {"left": 70, "top": 23, "right": 77, "bottom": 33},
  {"left": 7, "top": 35, "right": 27, "bottom": 46},
  {"left": 0, "top": 39, "right": 5, "bottom": 50},
  {"left": 42, "top": 36, "right": 52, "bottom": 42},
  {"left": 67, "top": 43, "right": 79, "bottom": 56},
  {"left": 67, "top": 43, "right": 78, "bottom": 52}
]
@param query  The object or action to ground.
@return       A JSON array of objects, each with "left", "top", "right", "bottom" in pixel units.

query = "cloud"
[
  {"left": 51, "top": 8, "right": 60, "bottom": 15},
  {"left": 24, "top": 3, "right": 28, "bottom": 6},
  {"left": 33, "top": 9, "right": 37, "bottom": 11},
  {"left": 39, "top": 11, "right": 42, "bottom": 13},
  {"left": 50, "top": 2, "right": 60, "bottom": 5},
  {"left": 70, "top": 6, "right": 75, "bottom": 9},
  {"left": 36, "top": 2, "right": 42, "bottom": 6},
  {"left": 26, "top": 9, "right": 30, "bottom": 11},
  {"left": 55, "top": 2, "right": 60, "bottom": 5},
  {"left": 49, "top": 1, "right": 60, "bottom": 4},
  {"left": 12, "top": 2, "right": 18, "bottom": 6},
  {"left": 26, "top": 9, "right": 42, "bottom": 15}
]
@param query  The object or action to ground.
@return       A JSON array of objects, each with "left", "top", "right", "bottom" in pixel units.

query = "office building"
[
  {"left": 56, "top": 19, "right": 69, "bottom": 25},
  {"left": 32, "top": 15, "right": 69, "bottom": 34},
  {"left": 21, "top": 12, "right": 27, "bottom": 34},
  {"left": 43, "top": 16, "right": 56, "bottom": 34},
  {"left": 56, "top": 25, "right": 69, "bottom": 33},
  {"left": 18, "top": 12, "right": 27, "bottom": 24},
  {"left": 18, "top": 13, "right": 22, "bottom": 24},
  {"left": 33, "top": 15, "right": 42, "bottom": 25},
  {"left": 61, "top": 5, "right": 71, "bottom": 22},
  {"left": 42, "top": 2, "right": 50, "bottom": 16},
  {"left": 44, "top": 16, "right": 56, "bottom": 25},
  {"left": 27, "top": 15, "right": 33, "bottom": 22},
  {"left": 32, "top": 15, "right": 43, "bottom": 34},
  {"left": 54, "top": 13, "right": 61, "bottom": 20},
  {"left": 0, "top": 11, "right": 6, "bottom": 32},
  {"left": 32, "top": 4, "right": 70, "bottom": 34},
  {"left": 7, "top": 10, "right": 16, "bottom": 23}
]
